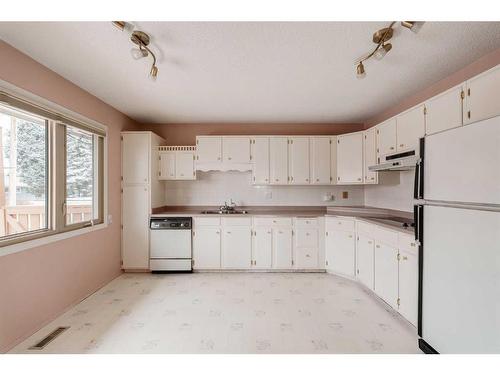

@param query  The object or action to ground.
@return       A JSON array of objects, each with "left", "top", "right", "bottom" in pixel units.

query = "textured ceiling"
[{"left": 1, "top": 22, "right": 500, "bottom": 124}]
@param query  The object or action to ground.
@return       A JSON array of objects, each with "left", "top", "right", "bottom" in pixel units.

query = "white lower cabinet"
[
  {"left": 222, "top": 226, "right": 252, "bottom": 269},
  {"left": 193, "top": 226, "right": 221, "bottom": 269},
  {"left": 273, "top": 227, "right": 293, "bottom": 268},
  {"left": 398, "top": 235, "right": 419, "bottom": 326},
  {"left": 374, "top": 242, "right": 399, "bottom": 309},
  {"left": 325, "top": 217, "right": 356, "bottom": 277},
  {"left": 252, "top": 227, "right": 273, "bottom": 268},
  {"left": 356, "top": 234, "right": 375, "bottom": 290},
  {"left": 122, "top": 185, "right": 150, "bottom": 270}
]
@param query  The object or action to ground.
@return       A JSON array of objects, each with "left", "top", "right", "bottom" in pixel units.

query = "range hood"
[{"left": 369, "top": 150, "right": 418, "bottom": 171}]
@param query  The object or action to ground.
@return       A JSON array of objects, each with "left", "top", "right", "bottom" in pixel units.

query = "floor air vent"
[{"left": 29, "top": 327, "right": 69, "bottom": 350}]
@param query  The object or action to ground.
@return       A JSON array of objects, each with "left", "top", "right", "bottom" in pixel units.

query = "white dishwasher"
[{"left": 149, "top": 217, "right": 192, "bottom": 271}]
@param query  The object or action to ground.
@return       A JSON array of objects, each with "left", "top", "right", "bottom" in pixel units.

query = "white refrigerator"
[{"left": 415, "top": 115, "right": 500, "bottom": 354}]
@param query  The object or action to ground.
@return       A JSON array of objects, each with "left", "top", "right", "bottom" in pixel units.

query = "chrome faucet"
[{"left": 219, "top": 199, "right": 236, "bottom": 212}]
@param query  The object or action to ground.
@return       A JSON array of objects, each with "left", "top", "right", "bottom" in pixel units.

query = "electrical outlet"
[
  {"left": 107, "top": 214, "right": 113, "bottom": 224},
  {"left": 342, "top": 191, "right": 349, "bottom": 199}
]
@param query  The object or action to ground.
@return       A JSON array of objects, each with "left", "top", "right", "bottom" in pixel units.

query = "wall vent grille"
[
  {"left": 158, "top": 145, "right": 196, "bottom": 151},
  {"left": 28, "top": 326, "right": 69, "bottom": 350}
]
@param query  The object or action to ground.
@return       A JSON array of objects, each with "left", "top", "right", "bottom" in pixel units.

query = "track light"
[
  {"left": 356, "top": 62, "right": 366, "bottom": 79},
  {"left": 112, "top": 23, "right": 160, "bottom": 81},
  {"left": 355, "top": 21, "right": 421, "bottom": 79}
]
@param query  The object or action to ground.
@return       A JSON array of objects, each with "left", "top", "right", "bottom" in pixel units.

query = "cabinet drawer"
[
  {"left": 254, "top": 217, "right": 293, "bottom": 226},
  {"left": 294, "top": 218, "right": 318, "bottom": 227},
  {"left": 194, "top": 217, "right": 221, "bottom": 226},
  {"left": 326, "top": 217, "right": 355, "bottom": 232},
  {"left": 222, "top": 217, "right": 252, "bottom": 226},
  {"left": 295, "top": 228, "right": 319, "bottom": 248},
  {"left": 372, "top": 226, "right": 398, "bottom": 247},
  {"left": 295, "top": 248, "right": 319, "bottom": 269},
  {"left": 398, "top": 233, "right": 418, "bottom": 253}
]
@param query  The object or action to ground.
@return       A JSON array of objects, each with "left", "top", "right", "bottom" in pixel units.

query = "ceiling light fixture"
[
  {"left": 112, "top": 21, "right": 159, "bottom": 81},
  {"left": 355, "top": 21, "right": 422, "bottom": 79}
]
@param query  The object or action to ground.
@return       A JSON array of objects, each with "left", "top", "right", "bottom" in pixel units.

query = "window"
[
  {"left": 0, "top": 107, "right": 48, "bottom": 238},
  {"left": 0, "top": 92, "right": 106, "bottom": 247}
]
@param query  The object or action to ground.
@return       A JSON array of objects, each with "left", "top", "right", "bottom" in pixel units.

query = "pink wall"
[
  {"left": 364, "top": 47, "right": 500, "bottom": 128},
  {"left": 142, "top": 122, "right": 364, "bottom": 145},
  {"left": 0, "top": 41, "right": 139, "bottom": 352}
]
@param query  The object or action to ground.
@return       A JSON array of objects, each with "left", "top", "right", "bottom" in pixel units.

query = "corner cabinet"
[
  {"left": 336, "top": 131, "right": 364, "bottom": 184},
  {"left": 464, "top": 64, "right": 500, "bottom": 125},
  {"left": 363, "top": 127, "right": 378, "bottom": 184},
  {"left": 396, "top": 105, "right": 425, "bottom": 153},
  {"left": 121, "top": 131, "right": 166, "bottom": 271}
]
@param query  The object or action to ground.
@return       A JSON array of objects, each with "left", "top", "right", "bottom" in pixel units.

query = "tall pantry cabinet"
[{"left": 121, "top": 131, "right": 166, "bottom": 270}]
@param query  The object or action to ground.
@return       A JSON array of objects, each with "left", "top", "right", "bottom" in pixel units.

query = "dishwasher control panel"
[{"left": 150, "top": 217, "right": 192, "bottom": 230}]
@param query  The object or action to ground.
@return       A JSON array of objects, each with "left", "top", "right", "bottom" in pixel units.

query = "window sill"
[{"left": 0, "top": 221, "right": 108, "bottom": 258}]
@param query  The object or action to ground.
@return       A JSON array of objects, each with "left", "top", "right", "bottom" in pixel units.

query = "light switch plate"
[{"left": 342, "top": 191, "right": 348, "bottom": 199}]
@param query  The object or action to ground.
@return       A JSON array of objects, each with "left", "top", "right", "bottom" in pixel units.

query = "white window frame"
[{"left": 0, "top": 81, "right": 108, "bottom": 257}]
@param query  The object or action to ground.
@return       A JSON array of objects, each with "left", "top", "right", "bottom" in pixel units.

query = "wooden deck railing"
[{"left": 0, "top": 204, "right": 92, "bottom": 236}]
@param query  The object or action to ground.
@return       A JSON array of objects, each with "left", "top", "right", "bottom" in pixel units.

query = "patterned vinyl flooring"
[{"left": 9, "top": 272, "right": 420, "bottom": 354}]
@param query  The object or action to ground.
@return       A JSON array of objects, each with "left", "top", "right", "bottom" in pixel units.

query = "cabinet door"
[
  {"left": 269, "top": 137, "right": 288, "bottom": 185},
  {"left": 337, "top": 132, "right": 363, "bottom": 184},
  {"left": 425, "top": 85, "right": 464, "bottom": 135},
  {"left": 196, "top": 137, "right": 221, "bottom": 162},
  {"left": 330, "top": 136, "right": 337, "bottom": 184},
  {"left": 223, "top": 137, "right": 251, "bottom": 163},
  {"left": 363, "top": 128, "right": 378, "bottom": 184},
  {"left": 465, "top": 64, "right": 500, "bottom": 125},
  {"left": 377, "top": 118, "right": 397, "bottom": 157},
  {"left": 122, "top": 133, "right": 150, "bottom": 184},
  {"left": 288, "top": 137, "right": 310, "bottom": 184},
  {"left": 251, "top": 137, "right": 270, "bottom": 185},
  {"left": 122, "top": 185, "right": 150, "bottom": 269},
  {"left": 176, "top": 152, "right": 196, "bottom": 180},
  {"left": 222, "top": 226, "right": 252, "bottom": 269},
  {"left": 193, "top": 227, "right": 221, "bottom": 269},
  {"left": 374, "top": 242, "right": 399, "bottom": 309},
  {"left": 253, "top": 227, "right": 272, "bottom": 268},
  {"left": 396, "top": 105, "right": 425, "bottom": 152},
  {"left": 273, "top": 227, "right": 293, "bottom": 268},
  {"left": 398, "top": 248, "right": 418, "bottom": 326},
  {"left": 326, "top": 230, "right": 355, "bottom": 277},
  {"left": 159, "top": 152, "right": 175, "bottom": 180},
  {"left": 356, "top": 234, "right": 374, "bottom": 290},
  {"left": 311, "top": 137, "right": 331, "bottom": 184}
]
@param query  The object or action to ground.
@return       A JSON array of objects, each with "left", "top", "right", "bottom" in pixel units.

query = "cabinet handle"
[
  {"left": 306, "top": 178, "right": 309, "bottom": 182},
  {"left": 228, "top": 157, "right": 232, "bottom": 160},
  {"left": 306, "top": 232, "right": 310, "bottom": 236},
  {"left": 275, "top": 179, "right": 279, "bottom": 182},
  {"left": 376, "top": 244, "right": 380, "bottom": 248},
  {"left": 400, "top": 144, "right": 404, "bottom": 148},
  {"left": 216, "top": 231, "right": 220, "bottom": 234},
  {"left": 348, "top": 235, "right": 353, "bottom": 238},
  {"left": 306, "top": 254, "right": 311, "bottom": 258},
  {"left": 265, "top": 179, "right": 268, "bottom": 182},
  {"left": 217, "top": 157, "right": 221, "bottom": 160},
  {"left": 227, "top": 231, "right": 231, "bottom": 234},
  {"left": 411, "top": 243, "right": 416, "bottom": 247},
  {"left": 390, "top": 146, "right": 394, "bottom": 150},
  {"left": 371, "top": 177, "right": 374, "bottom": 180},
  {"left": 279, "top": 231, "right": 283, "bottom": 234},
  {"left": 368, "top": 241, "right": 372, "bottom": 244},
  {"left": 316, "top": 178, "right": 319, "bottom": 182},
  {"left": 357, "top": 178, "right": 361, "bottom": 181},
  {"left": 338, "top": 222, "right": 342, "bottom": 225},
  {"left": 403, "top": 256, "right": 408, "bottom": 260},
  {"left": 267, "top": 231, "right": 271, "bottom": 234}
]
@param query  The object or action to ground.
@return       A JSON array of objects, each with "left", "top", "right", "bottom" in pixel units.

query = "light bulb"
[
  {"left": 150, "top": 65, "right": 158, "bottom": 81},
  {"left": 356, "top": 62, "right": 366, "bottom": 79},
  {"left": 374, "top": 43, "right": 392, "bottom": 60},
  {"left": 131, "top": 47, "right": 148, "bottom": 60}
]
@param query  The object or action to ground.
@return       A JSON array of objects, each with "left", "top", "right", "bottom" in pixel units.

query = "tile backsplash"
[{"left": 164, "top": 171, "right": 365, "bottom": 206}]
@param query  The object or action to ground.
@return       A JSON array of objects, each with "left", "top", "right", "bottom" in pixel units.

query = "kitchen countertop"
[{"left": 151, "top": 205, "right": 415, "bottom": 234}]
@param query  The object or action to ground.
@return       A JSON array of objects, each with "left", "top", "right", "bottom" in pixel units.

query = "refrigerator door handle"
[{"left": 413, "top": 160, "right": 420, "bottom": 199}]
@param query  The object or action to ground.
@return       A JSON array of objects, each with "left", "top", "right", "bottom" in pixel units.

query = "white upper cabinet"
[
  {"left": 175, "top": 152, "right": 196, "bottom": 180},
  {"left": 251, "top": 137, "right": 270, "bottom": 185},
  {"left": 310, "top": 137, "right": 331, "bottom": 184},
  {"left": 465, "top": 64, "right": 500, "bottom": 125},
  {"left": 196, "top": 136, "right": 222, "bottom": 162},
  {"left": 337, "top": 132, "right": 363, "bottom": 184},
  {"left": 223, "top": 136, "right": 251, "bottom": 163},
  {"left": 376, "top": 118, "right": 397, "bottom": 158},
  {"left": 425, "top": 85, "right": 464, "bottom": 135},
  {"left": 396, "top": 105, "right": 425, "bottom": 153},
  {"left": 159, "top": 152, "right": 176, "bottom": 180},
  {"left": 288, "top": 137, "right": 310, "bottom": 185},
  {"left": 363, "top": 128, "right": 378, "bottom": 184},
  {"left": 270, "top": 137, "right": 289, "bottom": 185},
  {"left": 122, "top": 132, "right": 150, "bottom": 184},
  {"left": 330, "top": 136, "right": 337, "bottom": 184}
]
